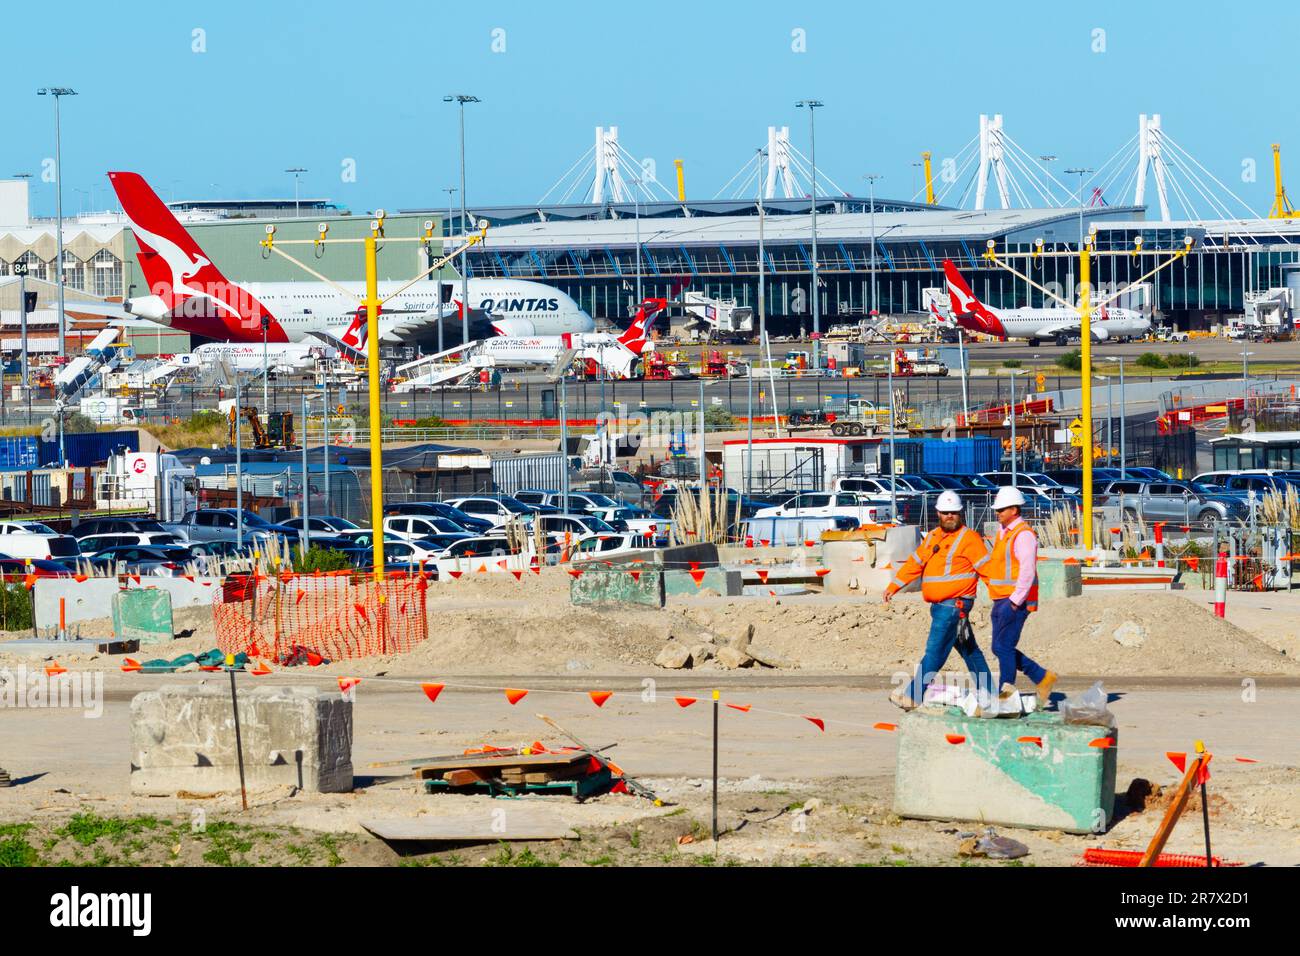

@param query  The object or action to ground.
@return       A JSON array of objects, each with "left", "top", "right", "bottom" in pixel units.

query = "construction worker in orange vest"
[
  {"left": 976, "top": 486, "right": 1058, "bottom": 706},
  {"left": 884, "top": 490, "right": 994, "bottom": 711}
]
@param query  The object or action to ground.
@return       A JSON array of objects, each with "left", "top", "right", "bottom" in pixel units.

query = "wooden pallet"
[{"left": 411, "top": 750, "right": 592, "bottom": 782}]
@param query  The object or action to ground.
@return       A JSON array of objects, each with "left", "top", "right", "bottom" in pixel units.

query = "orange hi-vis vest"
[
  {"left": 978, "top": 517, "right": 1040, "bottom": 611},
  {"left": 887, "top": 525, "right": 987, "bottom": 603}
]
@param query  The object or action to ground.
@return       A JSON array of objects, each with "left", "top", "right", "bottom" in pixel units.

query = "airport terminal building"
[{"left": 7, "top": 173, "right": 1300, "bottom": 348}]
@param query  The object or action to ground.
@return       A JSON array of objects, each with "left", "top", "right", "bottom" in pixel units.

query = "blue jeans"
[
  {"left": 990, "top": 597, "right": 1046, "bottom": 690},
  {"left": 906, "top": 597, "right": 993, "bottom": 703}
]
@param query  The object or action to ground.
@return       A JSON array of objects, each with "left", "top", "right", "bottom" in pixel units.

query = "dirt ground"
[{"left": 1, "top": 576, "right": 1297, "bottom": 867}]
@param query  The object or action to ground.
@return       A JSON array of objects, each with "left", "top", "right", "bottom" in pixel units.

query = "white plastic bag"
[{"left": 1057, "top": 680, "right": 1116, "bottom": 727}]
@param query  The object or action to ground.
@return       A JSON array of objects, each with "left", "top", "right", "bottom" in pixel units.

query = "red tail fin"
[
  {"left": 940, "top": 259, "right": 1006, "bottom": 338},
  {"left": 107, "top": 171, "right": 284, "bottom": 341},
  {"left": 618, "top": 298, "right": 664, "bottom": 354},
  {"left": 340, "top": 310, "right": 368, "bottom": 348}
]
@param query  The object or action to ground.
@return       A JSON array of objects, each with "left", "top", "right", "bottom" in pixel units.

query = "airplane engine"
[
  {"left": 1091, "top": 326, "right": 1111, "bottom": 341},
  {"left": 488, "top": 317, "right": 537, "bottom": 337}
]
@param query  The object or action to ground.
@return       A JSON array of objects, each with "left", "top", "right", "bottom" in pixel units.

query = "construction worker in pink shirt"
[{"left": 976, "top": 486, "right": 1058, "bottom": 706}]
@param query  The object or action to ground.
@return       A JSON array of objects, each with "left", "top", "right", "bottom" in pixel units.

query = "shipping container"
[
  {"left": 39, "top": 430, "right": 139, "bottom": 467},
  {"left": 921, "top": 437, "right": 1001, "bottom": 475},
  {"left": 0, "top": 436, "right": 39, "bottom": 471},
  {"left": 491, "top": 452, "right": 568, "bottom": 495}
]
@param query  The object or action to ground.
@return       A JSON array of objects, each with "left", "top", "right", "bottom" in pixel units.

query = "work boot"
[
  {"left": 1036, "top": 671, "right": 1059, "bottom": 706},
  {"left": 889, "top": 685, "right": 918, "bottom": 712}
]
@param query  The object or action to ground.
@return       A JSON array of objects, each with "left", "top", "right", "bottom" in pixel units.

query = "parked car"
[
  {"left": 69, "top": 517, "right": 171, "bottom": 540},
  {"left": 442, "top": 495, "right": 539, "bottom": 529},
  {"left": 0, "top": 521, "right": 81, "bottom": 561},
  {"left": 1043, "top": 468, "right": 1123, "bottom": 494},
  {"left": 1096, "top": 479, "right": 1249, "bottom": 525},
  {"left": 753, "top": 491, "right": 891, "bottom": 525},
  {"left": 0, "top": 557, "right": 77, "bottom": 581},
  {"left": 279, "top": 516, "right": 361, "bottom": 541},
  {"left": 534, "top": 513, "right": 622, "bottom": 547},
  {"left": 571, "top": 532, "right": 647, "bottom": 562},
  {"left": 161, "top": 509, "right": 296, "bottom": 546},
  {"left": 382, "top": 501, "right": 494, "bottom": 535},
  {"left": 576, "top": 471, "right": 645, "bottom": 507},
  {"left": 77, "top": 532, "right": 184, "bottom": 555},
  {"left": 382, "top": 515, "right": 473, "bottom": 542},
  {"left": 86, "top": 545, "right": 199, "bottom": 577}
]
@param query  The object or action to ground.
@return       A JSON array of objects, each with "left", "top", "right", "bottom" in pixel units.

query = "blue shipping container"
[
  {"left": 0, "top": 436, "right": 39, "bottom": 470},
  {"left": 920, "top": 437, "right": 1001, "bottom": 475},
  {"left": 39, "top": 430, "right": 139, "bottom": 467}
]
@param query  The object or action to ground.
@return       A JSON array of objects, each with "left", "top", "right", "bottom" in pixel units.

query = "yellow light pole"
[
  {"left": 1078, "top": 237, "right": 1094, "bottom": 548},
  {"left": 364, "top": 232, "right": 384, "bottom": 582}
]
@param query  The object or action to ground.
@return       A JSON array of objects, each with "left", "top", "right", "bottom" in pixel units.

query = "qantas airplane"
[
  {"left": 941, "top": 259, "right": 1150, "bottom": 345},
  {"left": 98, "top": 171, "right": 594, "bottom": 346},
  {"left": 473, "top": 296, "right": 663, "bottom": 377}
]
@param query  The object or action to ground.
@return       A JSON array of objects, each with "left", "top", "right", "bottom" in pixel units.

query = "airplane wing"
[
  {"left": 307, "top": 330, "right": 368, "bottom": 364},
  {"left": 62, "top": 301, "right": 136, "bottom": 320}
]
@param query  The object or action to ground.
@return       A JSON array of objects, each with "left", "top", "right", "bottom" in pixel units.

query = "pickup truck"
[
  {"left": 1096, "top": 479, "right": 1249, "bottom": 526},
  {"left": 161, "top": 509, "right": 297, "bottom": 546}
]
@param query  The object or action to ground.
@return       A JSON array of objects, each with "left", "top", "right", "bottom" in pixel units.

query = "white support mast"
[
  {"left": 765, "top": 126, "right": 798, "bottom": 199},
  {"left": 1133, "top": 113, "right": 1171, "bottom": 221}
]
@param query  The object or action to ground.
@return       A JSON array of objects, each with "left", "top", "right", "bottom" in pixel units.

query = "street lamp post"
[
  {"left": 1239, "top": 350, "right": 1254, "bottom": 402},
  {"left": 441, "top": 185, "right": 457, "bottom": 353},
  {"left": 864, "top": 174, "right": 883, "bottom": 320},
  {"left": 445, "top": 94, "right": 481, "bottom": 347},
  {"left": 1118, "top": 357, "right": 1126, "bottom": 477},
  {"left": 750, "top": 146, "right": 766, "bottom": 501},
  {"left": 796, "top": 100, "right": 823, "bottom": 368},
  {"left": 285, "top": 167, "right": 307, "bottom": 218},
  {"left": 1064, "top": 166, "right": 1094, "bottom": 247},
  {"left": 37, "top": 88, "right": 75, "bottom": 365},
  {"left": 887, "top": 348, "right": 897, "bottom": 520}
]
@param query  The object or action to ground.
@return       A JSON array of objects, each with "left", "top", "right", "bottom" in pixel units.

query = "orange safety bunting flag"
[
  {"left": 725, "top": 703, "right": 751, "bottom": 713},
  {"left": 568, "top": 569, "right": 583, "bottom": 579},
  {"left": 510, "top": 570, "right": 522, "bottom": 581},
  {"left": 120, "top": 658, "right": 141, "bottom": 673},
  {"left": 945, "top": 734, "right": 966, "bottom": 745},
  {"left": 756, "top": 569, "right": 769, "bottom": 584},
  {"left": 804, "top": 716, "right": 826, "bottom": 732},
  {"left": 337, "top": 677, "right": 361, "bottom": 693},
  {"left": 305, "top": 650, "right": 324, "bottom": 667},
  {"left": 629, "top": 570, "right": 641, "bottom": 582},
  {"left": 873, "top": 722, "right": 897, "bottom": 732},
  {"left": 1167, "top": 752, "right": 1187, "bottom": 773},
  {"left": 73, "top": 574, "right": 88, "bottom": 583},
  {"left": 249, "top": 661, "right": 272, "bottom": 676},
  {"left": 531, "top": 564, "right": 541, "bottom": 575},
  {"left": 421, "top": 683, "right": 445, "bottom": 703},
  {"left": 1089, "top": 737, "right": 1115, "bottom": 748},
  {"left": 448, "top": 570, "right": 462, "bottom": 579},
  {"left": 814, "top": 568, "right": 830, "bottom": 577},
  {"left": 690, "top": 569, "right": 706, "bottom": 586},
  {"left": 476, "top": 564, "right": 487, "bottom": 574},
  {"left": 760, "top": 538, "right": 770, "bottom": 547},
  {"left": 45, "top": 662, "right": 67, "bottom": 677},
  {"left": 1017, "top": 736, "right": 1043, "bottom": 747},
  {"left": 588, "top": 690, "right": 612, "bottom": 708},
  {"left": 804, "top": 539, "right": 816, "bottom": 548},
  {"left": 504, "top": 688, "right": 529, "bottom": 705},
  {"left": 497, "top": 559, "right": 508, "bottom": 570},
  {"left": 689, "top": 561, "right": 700, "bottom": 571},
  {"left": 354, "top": 603, "right": 369, "bottom": 623},
  {"left": 295, "top": 589, "right": 306, "bottom": 605},
  {"left": 675, "top": 696, "right": 698, "bottom": 708},
  {"left": 1196, "top": 754, "right": 1213, "bottom": 786}
]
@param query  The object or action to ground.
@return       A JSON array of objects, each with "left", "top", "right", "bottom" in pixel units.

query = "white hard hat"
[
  {"left": 993, "top": 486, "right": 1027, "bottom": 510},
  {"left": 935, "top": 490, "right": 964, "bottom": 513}
]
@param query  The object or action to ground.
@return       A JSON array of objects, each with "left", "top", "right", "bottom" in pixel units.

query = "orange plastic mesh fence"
[{"left": 213, "top": 571, "right": 429, "bottom": 662}]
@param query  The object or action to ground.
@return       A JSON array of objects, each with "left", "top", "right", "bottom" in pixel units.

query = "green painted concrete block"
[
  {"left": 569, "top": 568, "right": 665, "bottom": 608},
  {"left": 894, "top": 708, "right": 1117, "bottom": 834},
  {"left": 664, "top": 568, "right": 742, "bottom": 597},
  {"left": 112, "top": 589, "right": 175, "bottom": 645},
  {"left": 1037, "top": 559, "right": 1083, "bottom": 603}
]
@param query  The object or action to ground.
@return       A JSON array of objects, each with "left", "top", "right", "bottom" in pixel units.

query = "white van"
[{"left": 0, "top": 521, "right": 81, "bottom": 560}]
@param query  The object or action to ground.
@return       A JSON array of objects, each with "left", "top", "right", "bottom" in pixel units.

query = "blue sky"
[{"left": 3, "top": 0, "right": 1289, "bottom": 218}]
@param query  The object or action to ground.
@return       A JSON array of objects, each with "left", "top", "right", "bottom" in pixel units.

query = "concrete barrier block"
[
  {"left": 894, "top": 709, "right": 1117, "bottom": 834},
  {"left": 33, "top": 578, "right": 119, "bottom": 629},
  {"left": 654, "top": 544, "right": 720, "bottom": 570},
  {"left": 122, "top": 576, "right": 222, "bottom": 609},
  {"left": 664, "top": 568, "right": 742, "bottom": 596},
  {"left": 130, "top": 684, "right": 353, "bottom": 795},
  {"left": 112, "top": 589, "right": 174, "bottom": 645},
  {"left": 569, "top": 567, "right": 665, "bottom": 607},
  {"left": 1037, "top": 559, "right": 1083, "bottom": 603}
]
